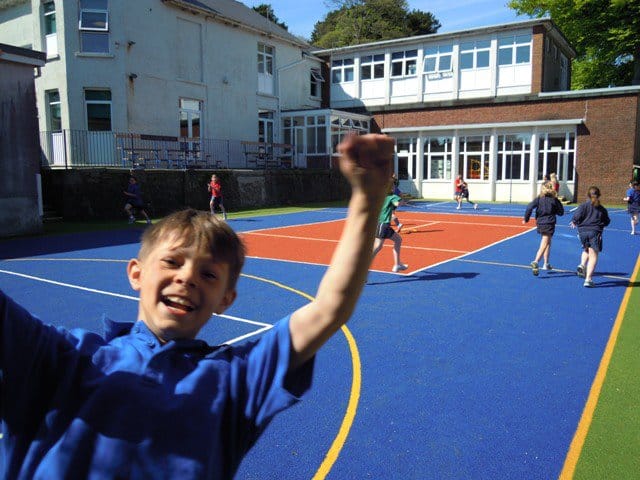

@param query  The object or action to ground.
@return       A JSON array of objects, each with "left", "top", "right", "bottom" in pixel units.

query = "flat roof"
[{"left": 0, "top": 43, "right": 46, "bottom": 66}]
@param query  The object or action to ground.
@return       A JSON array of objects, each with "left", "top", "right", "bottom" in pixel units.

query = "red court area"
[{"left": 240, "top": 213, "right": 530, "bottom": 273}]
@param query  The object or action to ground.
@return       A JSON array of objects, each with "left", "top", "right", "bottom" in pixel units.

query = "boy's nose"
[{"left": 176, "top": 264, "right": 197, "bottom": 286}]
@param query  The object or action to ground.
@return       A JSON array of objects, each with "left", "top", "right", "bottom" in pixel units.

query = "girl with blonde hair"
[{"left": 523, "top": 181, "right": 565, "bottom": 275}]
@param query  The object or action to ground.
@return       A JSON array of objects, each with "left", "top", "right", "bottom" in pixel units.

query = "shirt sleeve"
[
  {"left": 0, "top": 289, "right": 83, "bottom": 437},
  {"left": 230, "top": 315, "right": 314, "bottom": 429}
]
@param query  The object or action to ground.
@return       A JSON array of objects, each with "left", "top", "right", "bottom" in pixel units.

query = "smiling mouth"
[{"left": 161, "top": 295, "right": 196, "bottom": 312}]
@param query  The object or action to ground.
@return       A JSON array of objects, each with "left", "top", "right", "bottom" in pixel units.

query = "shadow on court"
[
  {"left": 366, "top": 270, "right": 479, "bottom": 286},
  {"left": 0, "top": 228, "right": 146, "bottom": 260}
]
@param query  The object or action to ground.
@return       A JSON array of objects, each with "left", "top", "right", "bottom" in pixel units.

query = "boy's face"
[{"left": 127, "top": 237, "right": 237, "bottom": 342}]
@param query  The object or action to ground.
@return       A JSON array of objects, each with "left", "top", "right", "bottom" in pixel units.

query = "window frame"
[
  {"left": 423, "top": 136, "right": 453, "bottom": 180},
  {"left": 458, "top": 135, "right": 491, "bottom": 181},
  {"left": 257, "top": 43, "right": 274, "bottom": 76},
  {"left": 423, "top": 45, "right": 453, "bottom": 74},
  {"left": 459, "top": 40, "right": 490, "bottom": 70},
  {"left": 391, "top": 49, "right": 418, "bottom": 78},
  {"left": 310, "top": 68, "right": 324, "bottom": 97},
  {"left": 84, "top": 89, "right": 112, "bottom": 132},
  {"left": 331, "top": 58, "right": 354, "bottom": 84},
  {"left": 498, "top": 34, "right": 532, "bottom": 66},
  {"left": 360, "top": 53, "right": 385, "bottom": 80},
  {"left": 79, "top": 0, "right": 109, "bottom": 53},
  {"left": 496, "top": 133, "right": 532, "bottom": 181}
]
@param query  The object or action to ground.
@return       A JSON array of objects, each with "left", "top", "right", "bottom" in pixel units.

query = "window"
[
  {"left": 43, "top": 2, "right": 58, "bottom": 57},
  {"left": 360, "top": 54, "right": 385, "bottom": 80},
  {"left": 498, "top": 34, "right": 531, "bottom": 66},
  {"left": 310, "top": 68, "right": 324, "bottom": 97},
  {"left": 537, "top": 132, "right": 576, "bottom": 182},
  {"left": 79, "top": 0, "right": 109, "bottom": 53},
  {"left": 305, "top": 115, "right": 327, "bottom": 154},
  {"left": 179, "top": 98, "right": 202, "bottom": 139},
  {"left": 423, "top": 45, "right": 452, "bottom": 73},
  {"left": 459, "top": 40, "right": 490, "bottom": 70},
  {"left": 331, "top": 58, "right": 354, "bottom": 83},
  {"left": 47, "top": 90, "right": 61, "bottom": 131},
  {"left": 391, "top": 49, "right": 417, "bottom": 77},
  {"left": 458, "top": 136, "right": 490, "bottom": 180},
  {"left": 423, "top": 136, "right": 453, "bottom": 180},
  {"left": 330, "top": 116, "right": 368, "bottom": 153},
  {"left": 497, "top": 134, "right": 531, "bottom": 181},
  {"left": 85, "top": 89, "right": 111, "bottom": 131},
  {"left": 257, "top": 43, "right": 274, "bottom": 75},
  {"left": 258, "top": 110, "right": 274, "bottom": 144},
  {"left": 397, "top": 138, "right": 417, "bottom": 180}
]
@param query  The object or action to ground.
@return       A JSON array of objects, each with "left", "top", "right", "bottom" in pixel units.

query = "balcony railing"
[{"left": 39, "top": 130, "right": 293, "bottom": 170}]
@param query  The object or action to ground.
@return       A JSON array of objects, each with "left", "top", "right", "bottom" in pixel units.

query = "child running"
[
  {"left": 391, "top": 172, "right": 403, "bottom": 232},
  {"left": 623, "top": 180, "right": 640, "bottom": 235},
  {"left": 123, "top": 174, "right": 152, "bottom": 224},
  {"left": 208, "top": 173, "right": 228, "bottom": 220},
  {"left": 570, "top": 186, "right": 611, "bottom": 287},
  {"left": 454, "top": 174, "right": 478, "bottom": 210},
  {"left": 522, "top": 181, "right": 565, "bottom": 275},
  {"left": 371, "top": 178, "right": 409, "bottom": 272},
  {"left": 0, "top": 133, "right": 395, "bottom": 479}
]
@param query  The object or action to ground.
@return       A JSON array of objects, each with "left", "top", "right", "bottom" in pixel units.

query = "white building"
[{"left": 0, "top": 0, "right": 368, "bottom": 169}]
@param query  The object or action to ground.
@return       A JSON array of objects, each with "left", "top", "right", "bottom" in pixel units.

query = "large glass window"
[
  {"left": 423, "top": 136, "right": 453, "bottom": 180},
  {"left": 537, "top": 132, "right": 576, "bottom": 182},
  {"left": 360, "top": 54, "right": 385, "bottom": 80},
  {"left": 459, "top": 40, "right": 490, "bottom": 70},
  {"left": 497, "top": 133, "right": 531, "bottom": 181},
  {"left": 423, "top": 45, "right": 452, "bottom": 74},
  {"left": 397, "top": 138, "right": 417, "bottom": 180},
  {"left": 179, "top": 98, "right": 202, "bottom": 139},
  {"left": 498, "top": 34, "right": 531, "bottom": 66},
  {"left": 305, "top": 116, "right": 327, "bottom": 154},
  {"left": 391, "top": 49, "right": 417, "bottom": 77},
  {"left": 257, "top": 43, "right": 274, "bottom": 75},
  {"left": 47, "top": 90, "right": 61, "bottom": 131},
  {"left": 85, "top": 89, "right": 111, "bottom": 131},
  {"left": 331, "top": 58, "right": 354, "bottom": 83},
  {"left": 44, "top": 2, "right": 56, "bottom": 34},
  {"left": 79, "top": 0, "right": 109, "bottom": 53},
  {"left": 258, "top": 110, "right": 274, "bottom": 144},
  {"left": 459, "top": 136, "right": 490, "bottom": 180},
  {"left": 330, "top": 116, "right": 368, "bottom": 153}
]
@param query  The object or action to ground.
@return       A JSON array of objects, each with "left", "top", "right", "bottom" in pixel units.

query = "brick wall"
[{"left": 371, "top": 92, "right": 639, "bottom": 203}]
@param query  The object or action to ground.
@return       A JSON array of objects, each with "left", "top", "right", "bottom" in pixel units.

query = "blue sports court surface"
[{"left": 1, "top": 200, "right": 638, "bottom": 479}]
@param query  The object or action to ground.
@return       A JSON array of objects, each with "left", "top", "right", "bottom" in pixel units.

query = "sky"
[{"left": 244, "top": 0, "right": 527, "bottom": 41}]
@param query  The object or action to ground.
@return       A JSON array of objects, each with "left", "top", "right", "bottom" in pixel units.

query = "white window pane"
[
  {"left": 80, "top": 11, "right": 108, "bottom": 30},
  {"left": 406, "top": 60, "right": 416, "bottom": 75},
  {"left": 344, "top": 67, "right": 354, "bottom": 82},
  {"left": 332, "top": 70, "right": 342, "bottom": 83},
  {"left": 498, "top": 47, "right": 512, "bottom": 65},
  {"left": 361, "top": 65, "right": 371, "bottom": 80},
  {"left": 81, "top": 32, "right": 109, "bottom": 52},
  {"left": 374, "top": 63, "right": 384, "bottom": 78}
]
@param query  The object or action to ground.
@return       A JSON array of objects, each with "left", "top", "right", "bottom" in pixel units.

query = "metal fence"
[{"left": 39, "top": 130, "right": 294, "bottom": 170}]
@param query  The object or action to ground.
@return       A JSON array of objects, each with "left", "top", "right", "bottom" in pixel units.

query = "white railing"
[{"left": 39, "top": 130, "right": 294, "bottom": 170}]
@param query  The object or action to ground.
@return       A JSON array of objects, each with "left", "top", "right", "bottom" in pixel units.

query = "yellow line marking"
[{"left": 558, "top": 253, "right": 640, "bottom": 479}]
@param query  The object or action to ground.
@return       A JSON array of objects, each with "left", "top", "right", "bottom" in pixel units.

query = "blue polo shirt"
[{"left": 0, "top": 289, "right": 314, "bottom": 479}]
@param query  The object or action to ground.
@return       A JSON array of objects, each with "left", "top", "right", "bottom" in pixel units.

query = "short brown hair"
[{"left": 139, "top": 209, "right": 245, "bottom": 290}]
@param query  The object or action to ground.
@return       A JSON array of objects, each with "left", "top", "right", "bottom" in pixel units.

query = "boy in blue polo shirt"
[{"left": 0, "top": 134, "right": 395, "bottom": 479}]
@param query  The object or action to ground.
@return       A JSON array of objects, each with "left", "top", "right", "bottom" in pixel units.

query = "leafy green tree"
[
  {"left": 311, "top": 0, "right": 440, "bottom": 48},
  {"left": 508, "top": 0, "right": 640, "bottom": 87},
  {"left": 252, "top": 3, "right": 288, "bottom": 31}
]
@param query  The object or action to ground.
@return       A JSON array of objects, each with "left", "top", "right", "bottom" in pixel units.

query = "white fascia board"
[{"left": 382, "top": 118, "right": 584, "bottom": 134}]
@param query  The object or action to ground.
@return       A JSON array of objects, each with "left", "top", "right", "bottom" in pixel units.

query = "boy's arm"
[{"left": 288, "top": 134, "right": 393, "bottom": 370}]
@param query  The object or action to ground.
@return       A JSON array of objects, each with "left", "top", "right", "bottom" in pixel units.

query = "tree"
[
  {"left": 310, "top": 0, "right": 440, "bottom": 48},
  {"left": 252, "top": 3, "right": 288, "bottom": 31},
  {"left": 508, "top": 0, "right": 640, "bottom": 87}
]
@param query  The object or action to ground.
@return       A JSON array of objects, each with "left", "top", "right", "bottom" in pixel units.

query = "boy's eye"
[
  {"left": 203, "top": 271, "right": 217, "bottom": 280},
  {"left": 161, "top": 258, "right": 178, "bottom": 267}
]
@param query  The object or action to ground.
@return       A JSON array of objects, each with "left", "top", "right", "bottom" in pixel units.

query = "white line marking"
[{"left": 0, "top": 269, "right": 270, "bottom": 328}]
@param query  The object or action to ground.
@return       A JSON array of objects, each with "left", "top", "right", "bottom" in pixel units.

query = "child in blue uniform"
[
  {"left": 0, "top": 134, "right": 395, "bottom": 479},
  {"left": 570, "top": 186, "right": 611, "bottom": 287},
  {"left": 124, "top": 175, "right": 151, "bottom": 225},
  {"left": 623, "top": 181, "right": 640, "bottom": 235},
  {"left": 523, "top": 181, "right": 564, "bottom": 275}
]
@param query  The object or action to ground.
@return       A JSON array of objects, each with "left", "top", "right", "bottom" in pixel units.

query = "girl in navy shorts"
[
  {"left": 570, "top": 186, "right": 611, "bottom": 287},
  {"left": 522, "top": 181, "right": 564, "bottom": 275}
]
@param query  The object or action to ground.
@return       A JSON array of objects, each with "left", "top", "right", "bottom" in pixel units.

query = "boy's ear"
[
  {"left": 127, "top": 258, "right": 142, "bottom": 291},
  {"left": 214, "top": 289, "right": 237, "bottom": 314}
]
